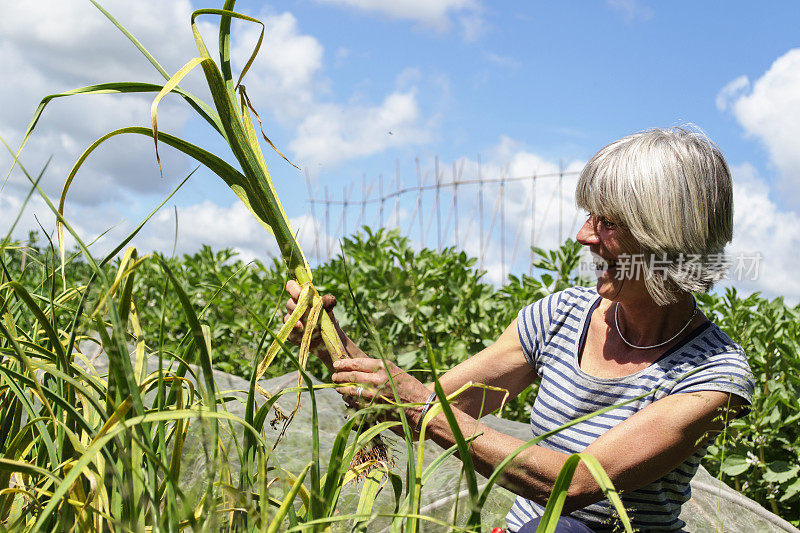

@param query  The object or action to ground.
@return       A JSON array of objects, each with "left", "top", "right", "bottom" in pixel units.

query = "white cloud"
[
  {"left": 289, "top": 90, "right": 431, "bottom": 167},
  {"left": 0, "top": 1, "right": 195, "bottom": 84},
  {"left": 403, "top": 137, "right": 585, "bottom": 284},
  {"left": 313, "top": 0, "right": 483, "bottom": 38},
  {"left": 1, "top": 1, "right": 436, "bottom": 213},
  {"left": 0, "top": 192, "right": 323, "bottom": 263},
  {"left": 333, "top": 47, "right": 351, "bottom": 68},
  {"left": 228, "top": 11, "right": 325, "bottom": 123},
  {"left": 133, "top": 201, "right": 336, "bottom": 264},
  {"left": 485, "top": 139, "right": 585, "bottom": 282},
  {"left": 0, "top": 185, "right": 135, "bottom": 260},
  {"left": 227, "top": 10, "right": 434, "bottom": 168},
  {"left": 717, "top": 48, "right": 800, "bottom": 201},
  {"left": 457, "top": 10, "right": 486, "bottom": 42},
  {"left": 725, "top": 163, "right": 800, "bottom": 301},
  {"left": 0, "top": 1, "right": 196, "bottom": 204},
  {"left": 483, "top": 52, "right": 521, "bottom": 69},
  {"left": 140, "top": 201, "right": 270, "bottom": 260},
  {"left": 715, "top": 75, "right": 749, "bottom": 112},
  {"left": 300, "top": 139, "right": 573, "bottom": 284},
  {"left": 605, "top": 0, "right": 654, "bottom": 22},
  {"left": 0, "top": 187, "right": 337, "bottom": 272}
]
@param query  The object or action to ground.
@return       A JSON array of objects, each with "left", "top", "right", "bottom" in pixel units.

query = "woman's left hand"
[{"left": 331, "top": 358, "right": 431, "bottom": 416}]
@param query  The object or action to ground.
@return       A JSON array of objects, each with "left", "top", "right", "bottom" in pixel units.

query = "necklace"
[{"left": 614, "top": 298, "right": 698, "bottom": 350}]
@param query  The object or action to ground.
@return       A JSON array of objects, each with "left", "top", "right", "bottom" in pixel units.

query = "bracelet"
[{"left": 415, "top": 392, "right": 438, "bottom": 433}]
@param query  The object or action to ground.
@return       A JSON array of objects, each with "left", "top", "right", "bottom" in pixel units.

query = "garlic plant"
[{"left": 17, "top": 1, "right": 349, "bottom": 418}]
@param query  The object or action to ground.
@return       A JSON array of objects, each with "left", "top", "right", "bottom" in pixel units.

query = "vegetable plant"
[{"left": 14, "top": 0, "right": 349, "bottom": 404}]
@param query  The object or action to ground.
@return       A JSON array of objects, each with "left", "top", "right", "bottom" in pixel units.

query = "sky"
[{"left": 1, "top": 0, "right": 800, "bottom": 300}]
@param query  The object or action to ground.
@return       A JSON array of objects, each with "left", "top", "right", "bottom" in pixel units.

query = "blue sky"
[{"left": 2, "top": 0, "right": 799, "bottom": 299}]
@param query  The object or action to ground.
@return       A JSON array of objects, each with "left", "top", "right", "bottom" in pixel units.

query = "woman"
[{"left": 285, "top": 127, "right": 754, "bottom": 532}]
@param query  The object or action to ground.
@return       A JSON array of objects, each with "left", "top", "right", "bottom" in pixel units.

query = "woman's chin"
[{"left": 594, "top": 270, "right": 622, "bottom": 298}]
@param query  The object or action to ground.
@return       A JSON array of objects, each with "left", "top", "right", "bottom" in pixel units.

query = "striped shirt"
[{"left": 505, "top": 287, "right": 754, "bottom": 532}]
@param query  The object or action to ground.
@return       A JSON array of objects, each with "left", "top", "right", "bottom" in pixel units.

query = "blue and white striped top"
[{"left": 505, "top": 287, "right": 754, "bottom": 532}]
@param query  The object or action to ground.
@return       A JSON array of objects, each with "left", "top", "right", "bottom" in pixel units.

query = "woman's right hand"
[{"left": 284, "top": 280, "right": 366, "bottom": 372}]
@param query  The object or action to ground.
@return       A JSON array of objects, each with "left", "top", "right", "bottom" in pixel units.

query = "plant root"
[
  {"left": 350, "top": 435, "right": 393, "bottom": 478},
  {"left": 269, "top": 405, "right": 289, "bottom": 429}
]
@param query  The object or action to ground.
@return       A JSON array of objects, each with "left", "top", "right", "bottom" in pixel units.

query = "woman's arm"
[
  {"left": 423, "top": 386, "right": 743, "bottom": 512},
  {"left": 434, "top": 319, "right": 538, "bottom": 418},
  {"left": 333, "top": 356, "right": 745, "bottom": 511}
]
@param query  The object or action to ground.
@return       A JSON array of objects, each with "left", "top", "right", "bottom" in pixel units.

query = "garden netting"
[{"left": 82, "top": 342, "right": 798, "bottom": 532}]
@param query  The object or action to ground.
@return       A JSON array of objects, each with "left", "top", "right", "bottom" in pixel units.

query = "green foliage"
[
  {"left": 314, "top": 228, "right": 503, "bottom": 378},
  {"left": 132, "top": 246, "right": 287, "bottom": 376},
  {"left": 5, "top": 229, "right": 799, "bottom": 526},
  {"left": 501, "top": 239, "right": 592, "bottom": 324},
  {"left": 698, "top": 289, "right": 800, "bottom": 523}
]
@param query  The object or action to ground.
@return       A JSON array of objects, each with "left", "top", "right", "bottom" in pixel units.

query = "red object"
[{"left": 491, "top": 529, "right": 504, "bottom": 533}]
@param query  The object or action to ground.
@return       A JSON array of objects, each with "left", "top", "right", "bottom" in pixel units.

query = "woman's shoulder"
[
  {"left": 664, "top": 319, "right": 755, "bottom": 403},
  {"left": 661, "top": 318, "right": 751, "bottom": 373},
  {"left": 517, "top": 286, "right": 599, "bottom": 336},
  {"left": 561, "top": 285, "right": 599, "bottom": 304},
  {"left": 517, "top": 286, "right": 598, "bottom": 366},
  {"left": 689, "top": 320, "right": 750, "bottom": 364},
  {"left": 520, "top": 286, "right": 598, "bottom": 317}
]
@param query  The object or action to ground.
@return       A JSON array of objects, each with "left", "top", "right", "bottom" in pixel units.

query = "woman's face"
[{"left": 576, "top": 213, "right": 649, "bottom": 302}]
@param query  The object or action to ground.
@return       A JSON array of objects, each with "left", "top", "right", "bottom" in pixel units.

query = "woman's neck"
[{"left": 613, "top": 292, "right": 698, "bottom": 349}]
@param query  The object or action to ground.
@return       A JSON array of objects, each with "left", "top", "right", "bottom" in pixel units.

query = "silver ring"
[{"left": 355, "top": 386, "right": 364, "bottom": 400}]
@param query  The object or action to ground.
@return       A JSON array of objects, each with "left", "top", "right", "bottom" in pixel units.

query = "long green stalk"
[{"left": 12, "top": 2, "right": 346, "bottom": 368}]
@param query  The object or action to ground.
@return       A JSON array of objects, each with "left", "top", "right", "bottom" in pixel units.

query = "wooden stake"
[
  {"left": 435, "top": 156, "right": 441, "bottom": 251},
  {"left": 417, "top": 158, "right": 424, "bottom": 248},
  {"left": 478, "top": 154, "right": 484, "bottom": 270},
  {"left": 500, "top": 165, "right": 506, "bottom": 282},
  {"left": 393, "top": 159, "right": 400, "bottom": 228},
  {"left": 324, "top": 186, "right": 331, "bottom": 260},
  {"left": 558, "top": 159, "right": 563, "bottom": 245},
  {"left": 530, "top": 173, "right": 536, "bottom": 275},
  {"left": 379, "top": 173, "right": 384, "bottom": 229},
  {"left": 453, "top": 161, "right": 459, "bottom": 249},
  {"left": 305, "top": 168, "right": 319, "bottom": 262}
]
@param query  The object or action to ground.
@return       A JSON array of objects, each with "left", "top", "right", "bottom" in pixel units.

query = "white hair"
[{"left": 576, "top": 126, "right": 733, "bottom": 305}]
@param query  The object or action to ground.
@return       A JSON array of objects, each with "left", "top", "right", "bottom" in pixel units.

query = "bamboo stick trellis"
[{"left": 303, "top": 158, "right": 582, "bottom": 282}]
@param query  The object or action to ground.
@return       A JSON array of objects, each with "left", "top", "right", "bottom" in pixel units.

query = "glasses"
[{"left": 585, "top": 213, "right": 622, "bottom": 231}]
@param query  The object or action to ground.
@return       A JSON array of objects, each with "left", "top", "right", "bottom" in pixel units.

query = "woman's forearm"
[
  {"left": 433, "top": 319, "right": 538, "bottom": 419},
  {"left": 409, "top": 397, "right": 602, "bottom": 511}
]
